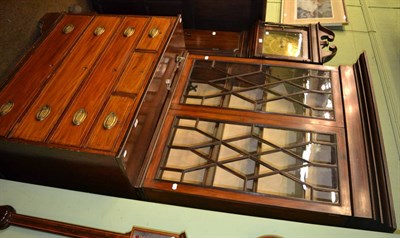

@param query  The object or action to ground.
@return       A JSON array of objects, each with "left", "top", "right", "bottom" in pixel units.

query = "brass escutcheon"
[
  {"left": 103, "top": 112, "right": 118, "bottom": 130},
  {"left": 148, "top": 28, "right": 160, "bottom": 38},
  {"left": 123, "top": 27, "right": 135, "bottom": 37},
  {"left": 72, "top": 108, "right": 87, "bottom": 126},
  {"left": 175, "top": 55, "right": 185, "bottom": 63},
  {"left": 63, "top": 24, "right": 75, "bottom": 34},
  {"left": 0, "top": 101, "right": 14, "bottom": 116},
  {"left": 36, "top": 105, "right": 51, "bottom": 121},
  {"left": 94, "top": 26, "right": 105, "bottom": 36}
]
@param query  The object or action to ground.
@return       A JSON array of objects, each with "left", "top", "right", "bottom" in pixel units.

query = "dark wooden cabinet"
[
  {"left": 139, "top": 54, "right": 396, "bottom": 232},
  {"left": 0, "top": 13, "right": 186, "bottom": 197},
  {"left": 184, "top": 29, "right": 248, "bottom": 57},
  {"left": 92, "top": 0, "right": 266, "bottom": 32}
]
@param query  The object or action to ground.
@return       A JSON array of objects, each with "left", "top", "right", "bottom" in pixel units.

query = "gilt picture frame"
[{"left": 281, "top": 0, "right": 348, "bottom": 26}]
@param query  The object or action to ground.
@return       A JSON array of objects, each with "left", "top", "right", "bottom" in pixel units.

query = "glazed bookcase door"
[
  {"left": 178, "top": 57, "right": 343, "bottom": 121},
  {"left": 143, "top": 55, "right": 352, "bottom": 222}
]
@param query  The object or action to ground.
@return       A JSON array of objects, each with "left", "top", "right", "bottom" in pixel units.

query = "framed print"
[{"left": 281, "top": 0, "right": 348, "bottom": 25}]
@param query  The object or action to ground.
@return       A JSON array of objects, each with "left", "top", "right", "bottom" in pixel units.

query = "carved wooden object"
[{"left": 0, "top": 205, "right": 186, "bottom": 238}]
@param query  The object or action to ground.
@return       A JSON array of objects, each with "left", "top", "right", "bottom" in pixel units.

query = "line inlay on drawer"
[
  {"left": 49, "top": 16, "right": 150, "bottom": 147},
  {"left": 0, "top": 15, "right": 93, "bottom": 137}
]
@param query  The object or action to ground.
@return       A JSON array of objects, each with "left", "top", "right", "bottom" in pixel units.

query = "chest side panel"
[
  {"left": 48, "top": 16, "right": 150, "bottom": 147},
  {"left": 11, "top": 16, "right": 122, "bottom": 142},
  {"left": 0, "top": 15, "right": 93, "bottom": 137}
]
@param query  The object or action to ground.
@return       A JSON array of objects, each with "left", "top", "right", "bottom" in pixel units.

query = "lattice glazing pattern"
[
  {"left": 158, "top": 117, "right": 340, "bottom": 204},
  {"left": 183, "top": 60, "right": 334, "bottom": 119}
]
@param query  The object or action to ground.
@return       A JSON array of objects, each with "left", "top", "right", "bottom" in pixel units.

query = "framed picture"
[{"left": 281, "top": 0, "right": 348, "bottom": 26}]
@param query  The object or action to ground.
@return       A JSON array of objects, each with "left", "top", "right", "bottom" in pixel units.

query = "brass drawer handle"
[
  {"left": 103, "top": 112, "right": 118, "bottom": 130},
  {"left": 148, "top": 28, "right": 160, "bottom": 38},
  {"left": 72, "top": 108, "right": 87, "bottom": 126},
  {"left": 62, "top": 24, "right": 75, "bottom": 34},
  {"left": 0, "top": 101, "right": 14, "bottom": 116},
  {"left": 36, "top": 105, "right": 51, "bottom": 121},
  {"left": 123, "top": 27, "right": 135, "bottom": 37},
  {"left": 94, "top": 26, "right": 105, "bottom": 36}
]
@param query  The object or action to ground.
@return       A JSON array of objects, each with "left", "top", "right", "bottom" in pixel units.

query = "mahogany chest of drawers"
[
  {"left": 0, "top": 13, "right": 185, "bottom": 197},
  {"left": 0, "top": 12, "right": 395, "bottom": 233}
]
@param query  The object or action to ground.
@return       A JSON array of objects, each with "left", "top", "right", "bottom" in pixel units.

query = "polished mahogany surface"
[{"left": 0, "top": 13, "right": 186, "bottom": 198}]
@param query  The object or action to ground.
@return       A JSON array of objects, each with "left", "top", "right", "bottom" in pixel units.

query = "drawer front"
[
  {"left": 85, "top": 95, "right": 135, "bottom": 152},
  {"left": 0, "top": 15, "right": 93, "bottom": 137},
  {"left": 49, "top": 16, "right": 150, "bottom": 147},
  {"left": 113, "top": 52, "right": 158, "bottom": 94},
  {"left": 136, "top": 17, "right": 175, "bottom": 51},
  {"left": 11, "top": 16, "right": 122, "bottom": 142}
]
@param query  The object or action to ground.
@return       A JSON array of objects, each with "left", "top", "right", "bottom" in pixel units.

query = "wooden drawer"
[
  {"left": 113, "top": 52, "right": 158, "bottom": 94},
  {"left": 11, "top": 16, "right": 122, "bottom": 142},
  {"left": 49, "top": 16, "right": 150, "bottom": 147},
  {"left": 85, "top": 95, "right": 136, "bottom": 152},
  {"left": 0, "top": 15, "right": 93, "bottom": 137},
  {"left": 136, "top": 17, "right": 176, "bottom": 51}
]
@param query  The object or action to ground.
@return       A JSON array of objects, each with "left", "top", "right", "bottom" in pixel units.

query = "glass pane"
[
  {"left": 260, "top": 152, "right": 299, "bottom": 170},
  {"left": 183, "top": 60, "right": 334, "bottom": 119},
  {"left": 172, "top": 128, "right": 211, "bottom": 146},
  {"left": 214, "top": 167, "right": 245, "bottom": 190},
  {"left": 222, "top": 159, "right": 256, "bottom": 177},
  {"left": 307, "top": 166, "right": 338, "bottom": 189},
  {"left": 314, "top": 190, "right": 339, "bottom": 204},
  {"left": 257, "top": 174, "right": 304, "bottom": 198},
  {"left": 218, "top": 145, "right": 242, "bottom": 161},
  {"left": 183, "top": 169, "right": 205, "bottom": 184},
  {"left": 158, "top": 117, "right": 340, "bottom": 204},
  {"left": 161, "top": 171, "right": 181, "bottom": 182},
  {"left": 165, "top": 149, "right": 208, "bottom": 169}
]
